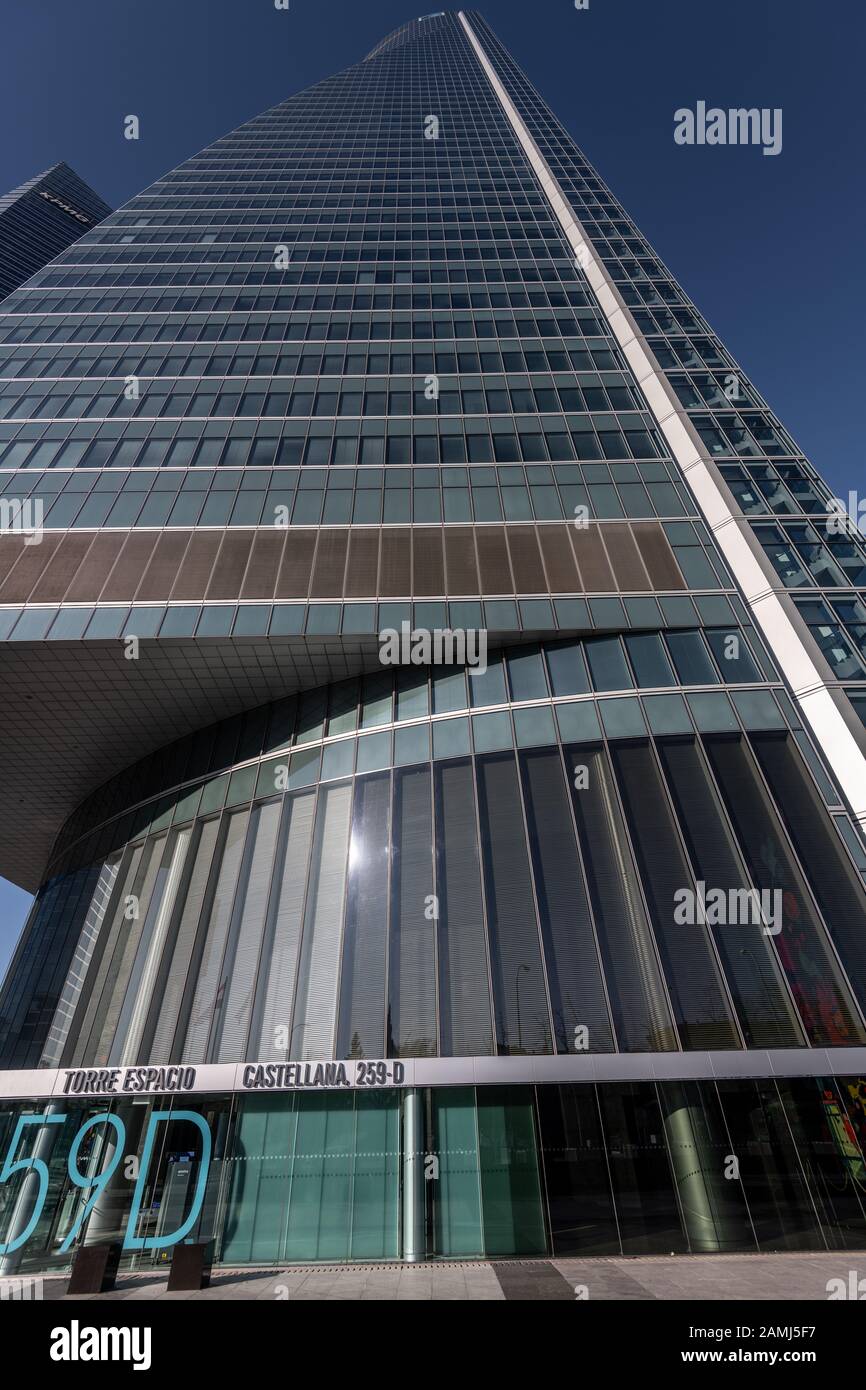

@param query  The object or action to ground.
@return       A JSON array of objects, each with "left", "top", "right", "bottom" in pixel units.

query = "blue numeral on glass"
[
  {"left": 58, "top": 1112, "right": 125, "bottom": 1254},
  {"left": 123, "top": 1110, "right": 212, "bottom": 1251},
  {"left": 0, "top": 1112, "right": 67, "bottom": 1254}
]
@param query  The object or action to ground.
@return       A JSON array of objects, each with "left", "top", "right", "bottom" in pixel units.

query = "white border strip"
[{"left": 458, "top": 10, "right": 866, "bottom": 829}]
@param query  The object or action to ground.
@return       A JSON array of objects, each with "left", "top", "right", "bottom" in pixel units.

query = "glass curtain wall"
[
  {"left": 2, "top": 1077, "right": 865, "bottom": 1270},
  {"left": 39, "top": 712, "right": 866, "bottom": 1070}
]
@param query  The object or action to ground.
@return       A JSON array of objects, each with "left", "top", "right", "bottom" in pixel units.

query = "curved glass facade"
[{"left": 5, "top": 654, "right": 865, "bottom": 1076}]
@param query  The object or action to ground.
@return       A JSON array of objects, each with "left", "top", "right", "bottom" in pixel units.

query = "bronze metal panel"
[
  {"left": 0, "top": 535, "right": 59, "bottom": 603},
  {"left": 505, "top": 526, "right": 546, "bottom": 593},
  {"left": 99, "top": 533, "right": 160, "bottom": 602},
  {"left": 537, "top": 525, "right": 581, "bottom": 593},
  {"left": 379, "top": 528, "right": 411, "bottom": 596},
  {"left": 64, "top": 534, "right": 126, "bottom": 602},
  {"left": 412, "top": 528, "right": 444, "bottom": 596},
  {"left": 29, "top": 534, "right": 95, "bottom": 603},
  {"left": 135, "top": 532, "right": 193, "bottom": 601},
  {"left": 310, "top": 529, "right": 348, "bottom": 599},
  {"left": 206, "top": 532, "right": 254, "bottom": 601},
  {"left": 603, "top": 523, "right": 652, "bottom": 592},
  {"left": 475, "top": 526, "right": 513, "bottom": 594},
  {"left": 275, "top": 531, "right": 316, "bottom": 599},
  {"left": 572, "top": 526, "right": 615, "bottom": 591},
  {"left": 633, "top": 522, "right": 686, "bottom": 591},
  {"left": 242, "top": 531, "right": 287, "bottom": 600},
  {"left": 443, "top": 529, "right": 479, "bottom": 595},
  {"left": 344, "top": 530, "right": 379, "bottom": 598},
  {"left": 171, "top": 532, "right": 222, "bottom": 600}
]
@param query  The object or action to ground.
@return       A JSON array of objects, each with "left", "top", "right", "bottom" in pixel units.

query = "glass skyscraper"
[
  {"left": 0, "top": 162, "right": 110, "bottom": 302},
  {"left": 1, "top": 11, "right": 866, "bottom": 1270}
]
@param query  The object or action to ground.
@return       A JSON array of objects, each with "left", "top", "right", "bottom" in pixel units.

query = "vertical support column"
[
  {"left": 402, "top": 1088, "right": 425, "bottom": 1263},
  {"left": 660, "top": 1083, "right": 747, "bottom": 1253}
]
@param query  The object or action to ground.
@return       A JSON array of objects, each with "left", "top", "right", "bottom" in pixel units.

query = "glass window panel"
[
  {"left": 40, "top": 856, "right": 123, "bottom": 1068},
  {"left": 609, "top": 741, "right": 738, "bottom": 1049},
  {"left": 536, "top": 1084, "right": 619, "bottom": 1255},
  {"left": 213, "top": 801, "right": 282, "bottom": 1062},
  {"left": 643, "top": 693, "right": 692, "bottom": 736},
  {"left": 434, "top": 761, "right": 493, "bottom": 1056},
  {"left": 565, "top": 743, "right": 676, "bottom": 1051},
  {"left": 468, "top": 657, "right": 507, "bottom": 708},
  {"left": 519, "top": 748, "right": 613, "bottom": 1054},
  {"left": 396, "top": 668, "right": 429, "bottom": 722},
  {"left": 506, "top": 645, "right": 548, "bottom": 701},
  {"left": 432, "top": 668, "right": 467, "bottom": 715},
  {"left": 86, "top": 834, "right": 169, "bottom": 1065},
  {"left": 513, "top": 705, "right": 556, "bottom": 748},
  {"left": 429, "top": 710, "right": 471, "bottom": 763},
  {"left": 686, "top": 692, "right": 738, "bottom": 732},
  {"left": 624, "top": 633, "right": 676, "bottom": 688},
  {"left": 656, "top": 737, "right": 804, "bottom": 1048},
  {"left": 730, "top": 690, "right": 786, "bottom": 730},
  {"left": 337, "top": 773, "right": 391, "bottom": 1059},
  {"left": 394, "top": 723, "right": 430, "bottom": 766},
  {"left": 291, "top": 781, "right": 353, "bottom": 1059},
  {"left": 584, "top": 636, "right": 633, "bottom": 692},
  {"left": 251, "top": 791, "right": 317, "bottom": 1061},
  {"left": 388, "top": 765, "right": 436, "bottom": 1057},
  {"left": 356, "top": 731, "right": 391, "bottom": 774},
  {"left": 665, "top": 630, "right": 719, "bottom": 685},
  {"left": 432, "top": 1088, "right": 483, "bottom": 1256},
  {"left": 706, "top": 630, "right": 762, "bottom": 684},
  {"left": 179, "top": 812, "right": 250, "bottom": 1062},
  {"left": 715, "top": 1079, "right": 824, "bottom": 1251},
  {"left": 749, "top": 732, "right": 866, "bottom": 1029},
  {"left": 598, "top": 1083, "right": 688, "bottom": 1255},
  {"left": 361, "top": 671, "right": 393, "bottom": 728},
  {"left": 598, "top": 697, "right": 647, "bottom": 740},
  {"left": 478, "top": 1087, "right": 546, "bottom": 1255},
  {"left": 546, "top": 640, "right": 590, "bottom": 696},
  {"left": 475, "top": 753, "right": 551, "bottom": 1055},
  {"left": 704, "top": 733, "right": 864, "bottom": 1046}
]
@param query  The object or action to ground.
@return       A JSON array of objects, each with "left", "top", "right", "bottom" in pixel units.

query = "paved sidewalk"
[{"left": 19, "top": 1250, "right": 866, "bottom": 1301}]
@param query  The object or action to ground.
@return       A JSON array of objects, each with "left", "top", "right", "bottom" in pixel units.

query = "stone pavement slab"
[{"left": 17, "top": 1250, "right": 866, "bottom": 1302}]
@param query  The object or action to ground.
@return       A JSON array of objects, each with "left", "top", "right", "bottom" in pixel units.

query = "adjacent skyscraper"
[
  {"left": 0, "top": 162, "right": 110, "bottom": 301},
  {"left": 1, "top": 12, "right": 865, "bottom": 1270}
]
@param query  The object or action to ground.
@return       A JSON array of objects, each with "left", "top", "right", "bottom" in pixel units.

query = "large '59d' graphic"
[{"left": 0, "top": 1110, "right": 211, "bottom": 1256}]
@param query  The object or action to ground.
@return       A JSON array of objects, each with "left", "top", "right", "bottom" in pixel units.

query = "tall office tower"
[
  {"left": 1, "top": 12, "right": 866, "bottom": 1271},
  {"left": 0, "top": 163, "right": 111, "bottom": 301}
]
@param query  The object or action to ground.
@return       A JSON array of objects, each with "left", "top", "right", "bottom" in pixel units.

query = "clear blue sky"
[{"left": 0, "top": 0, "right": 863, "bottom": 976}]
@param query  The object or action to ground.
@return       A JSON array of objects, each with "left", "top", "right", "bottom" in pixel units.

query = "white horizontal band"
[{"left": 2, "top": 1049, "right": 865, "bottom": 1101}]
